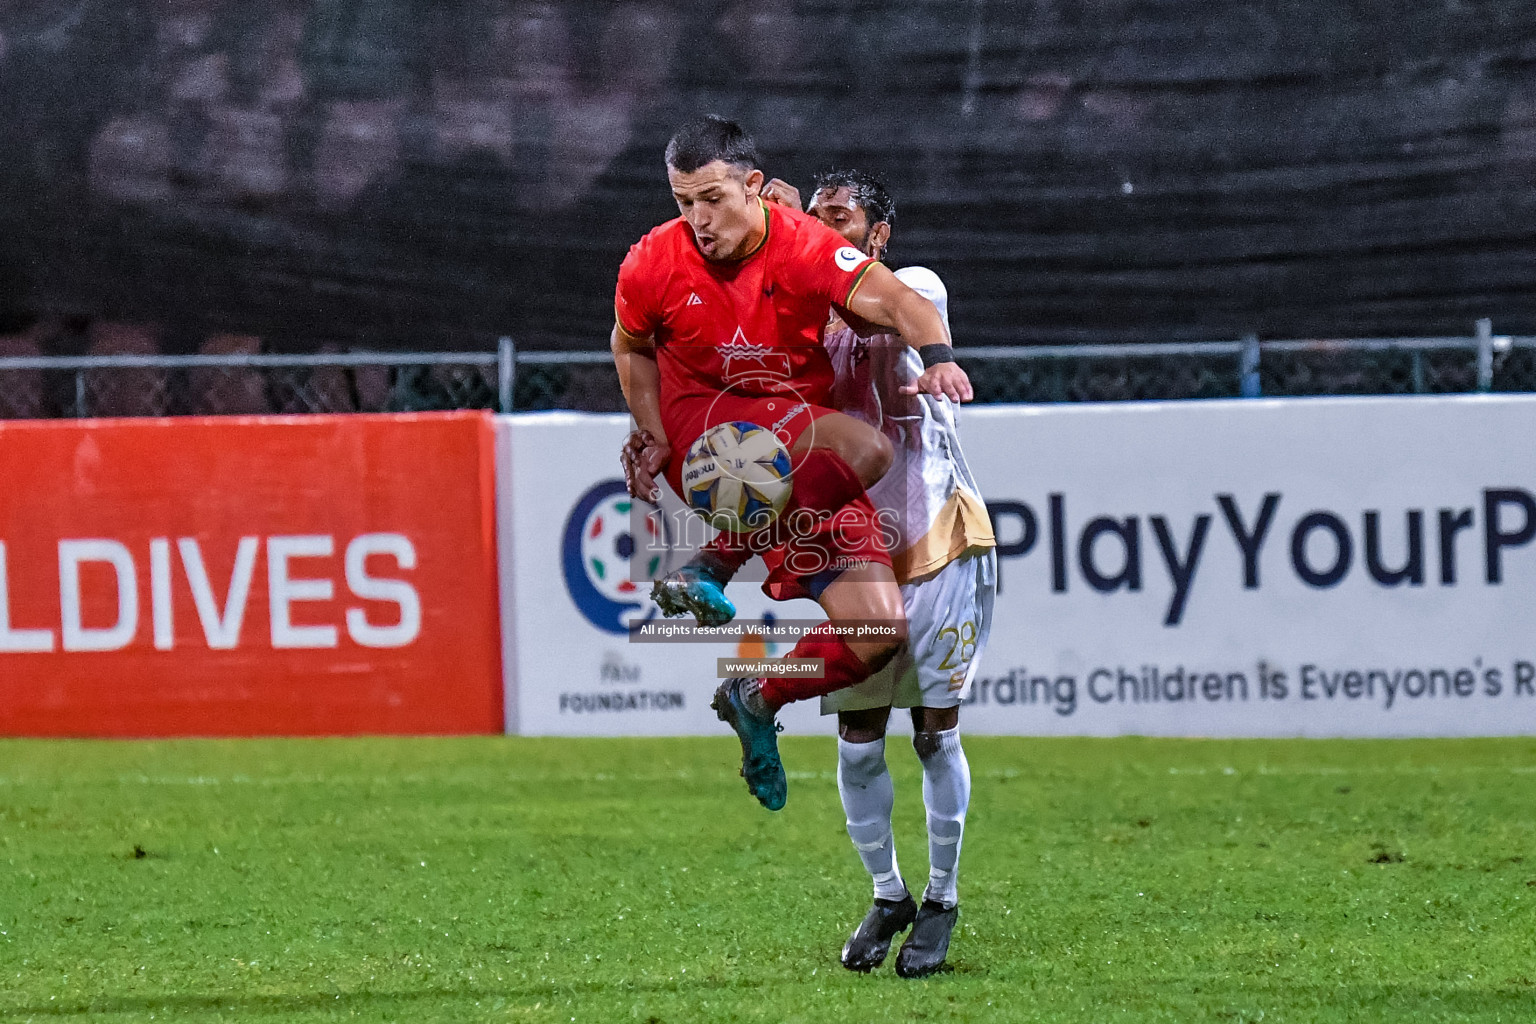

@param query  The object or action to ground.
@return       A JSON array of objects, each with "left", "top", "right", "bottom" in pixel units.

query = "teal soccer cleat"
[
  {"left": 710, "top": 677, "right": 786, "bottom": 811},
  {"left": 651, "top": 562, "right": 736, "bottom": 627}
]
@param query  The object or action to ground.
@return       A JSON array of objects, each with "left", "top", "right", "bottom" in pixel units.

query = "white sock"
[
  {"left": 917, "top": 727, "right": 969, "bottom": 909},
  {"left": 837, "top": 737, "right": 907, "bottom": 902}
]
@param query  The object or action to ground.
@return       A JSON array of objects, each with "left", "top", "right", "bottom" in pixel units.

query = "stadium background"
[
  {"left": 0, "top": 0, "right": 1533, "bottom": 738},
  {"left": 2, "top": 0, "right": 1534, "bottom": 359},
  {"left": 4, "top": 6, "right": 1536, "bottom": 1020}
]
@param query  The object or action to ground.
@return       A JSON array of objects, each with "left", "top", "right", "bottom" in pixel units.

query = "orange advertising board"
[{"left": 0, "top": 412, "right": 501, "bottom": 736}]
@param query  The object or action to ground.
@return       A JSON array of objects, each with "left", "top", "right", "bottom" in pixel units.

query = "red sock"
[
  {"left": 703, "top": 532, "right": 754, "bottom": 575},
  {"left": 758, "top": 622, "right": 878, "bottom": 709}
]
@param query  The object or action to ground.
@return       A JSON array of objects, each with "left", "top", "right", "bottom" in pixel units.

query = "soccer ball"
[{"left": 681, "top": 421, "right": 794, "bottom": 532}]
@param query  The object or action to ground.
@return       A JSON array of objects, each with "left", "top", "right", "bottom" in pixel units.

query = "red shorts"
[{"left": 663, "top": 392, "right": 891, "bottom": 602}]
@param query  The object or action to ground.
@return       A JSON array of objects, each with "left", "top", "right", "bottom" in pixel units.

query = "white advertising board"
[
  {"left": 495, "top": 414, "right": 828, "bottom": 737},
  {"left": 499, "top": 396, "right": 1536, "bottom": 737},
  {"left": 965, "top": 394, "right": 1536, "bottom": 736}
]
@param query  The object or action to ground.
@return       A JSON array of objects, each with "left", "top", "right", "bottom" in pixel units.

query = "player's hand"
[
  {"left": 901, "top": 361, "right": 974, "bottom": 403},
  {"left": 621, "top": 429, "right": 671, "bottom": 502},
  {"left": 761, "top": 178, "right": 802, "bottom": 211}
]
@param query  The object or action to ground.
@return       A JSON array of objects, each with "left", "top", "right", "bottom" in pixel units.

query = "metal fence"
[
  {"left": 959, "top": 322, "right": 1536, "bottom": 405},
  {"left": 0, "top": 347, "right": 509, "bottom": 419},
  {"left": 3, "top": 322, "right": 1534, "bottom": 419}
]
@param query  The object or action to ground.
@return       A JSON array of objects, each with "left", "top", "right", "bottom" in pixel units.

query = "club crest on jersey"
[
  {"left": 834, "top": 246, "right": 871, "bottom": 272},
  {"left": 718, "top": 325, "right": 791, "bottom": 382}
]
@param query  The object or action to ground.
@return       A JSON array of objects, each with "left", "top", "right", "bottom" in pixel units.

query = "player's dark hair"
[
  {"left": 812, "top": 169, "right": 896, "bottom": 230},
  {"left": 665, "top": 115, "right": 760, "bottom": 174}
]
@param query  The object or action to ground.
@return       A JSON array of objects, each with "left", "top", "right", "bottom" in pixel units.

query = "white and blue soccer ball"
[{"left": 681, "top": 421, "right": 794, "bottom": 532}]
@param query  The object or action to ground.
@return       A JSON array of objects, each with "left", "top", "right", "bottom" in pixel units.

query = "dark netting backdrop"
[{"left": 1, "top": 0, "right": 1534, "bottom": 355}]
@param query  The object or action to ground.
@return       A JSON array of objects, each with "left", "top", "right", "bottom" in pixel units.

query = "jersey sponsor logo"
[
  {"left": 686, "top": 292, "right": 704, "bottom": 306},
  {"left": 768, "top": 401, "right": 809, "bottom": 437},
  {"left": 561, "top": 480, "right": 666, "bottom": 635},
  {"left": 835, "top": 246, "right": 872, "bottom": 273}
]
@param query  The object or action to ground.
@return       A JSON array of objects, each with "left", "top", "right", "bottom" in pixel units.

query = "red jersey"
[{"left": 615, "top": 200, "right": 877, "bottom": 415}]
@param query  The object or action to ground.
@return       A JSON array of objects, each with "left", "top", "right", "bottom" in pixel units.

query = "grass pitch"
[{"left": 1, "top": 736, "right": 1533, "bottom": 1023}]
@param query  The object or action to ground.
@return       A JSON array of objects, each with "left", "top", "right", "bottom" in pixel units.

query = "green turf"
[{"left": 1, "top": 735, "right": 1533, "bottom": 1023}]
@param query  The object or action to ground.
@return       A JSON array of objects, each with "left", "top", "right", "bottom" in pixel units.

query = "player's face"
[
  {"left": 667, "top": 160, "right": 766, "bottom": 262},
  {"left": 809, "top": 186, "right": 889, "bottom": 257}
]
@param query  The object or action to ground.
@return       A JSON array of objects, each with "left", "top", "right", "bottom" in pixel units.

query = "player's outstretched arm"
[
  {"left": 842, "top": 263, "right": 973, "bottom": 402},
  {"left": 611, "top": 323, "right": 671, "bottom": 501}
]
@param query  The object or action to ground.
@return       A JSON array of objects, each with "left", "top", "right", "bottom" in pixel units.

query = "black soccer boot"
[
  {"left": 894, "top": 899, "right": 958, "bottom": 978},
  {"left": 840, "top": 890, "right": 918, "bottom": 972}
]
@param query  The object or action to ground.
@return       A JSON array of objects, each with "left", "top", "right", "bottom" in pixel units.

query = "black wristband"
[{"left": 919, "top": 343, "right": 956, "bottom": 367}]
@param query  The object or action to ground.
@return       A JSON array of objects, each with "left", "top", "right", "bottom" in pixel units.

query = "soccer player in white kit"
[{"left": 795, "top": 170, "right": 997, "bottom": 977}]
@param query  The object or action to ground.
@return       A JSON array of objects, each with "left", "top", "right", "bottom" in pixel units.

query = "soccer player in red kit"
[{"left": 611, "top": 116, "right": 972, "bottom": 811}]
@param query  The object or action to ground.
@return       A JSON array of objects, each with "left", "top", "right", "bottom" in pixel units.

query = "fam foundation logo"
[{"left": 562, "top": 480, "right": 669, "bottom": 634}]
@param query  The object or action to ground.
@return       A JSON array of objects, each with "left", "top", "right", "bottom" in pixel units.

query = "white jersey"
[{"left": 825, "top": 265, "right": 994, "bottom": 583}]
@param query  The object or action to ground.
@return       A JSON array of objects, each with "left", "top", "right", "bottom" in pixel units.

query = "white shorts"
[{"left": 821, "top": 549, "right": 997, "bottom": 715}]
